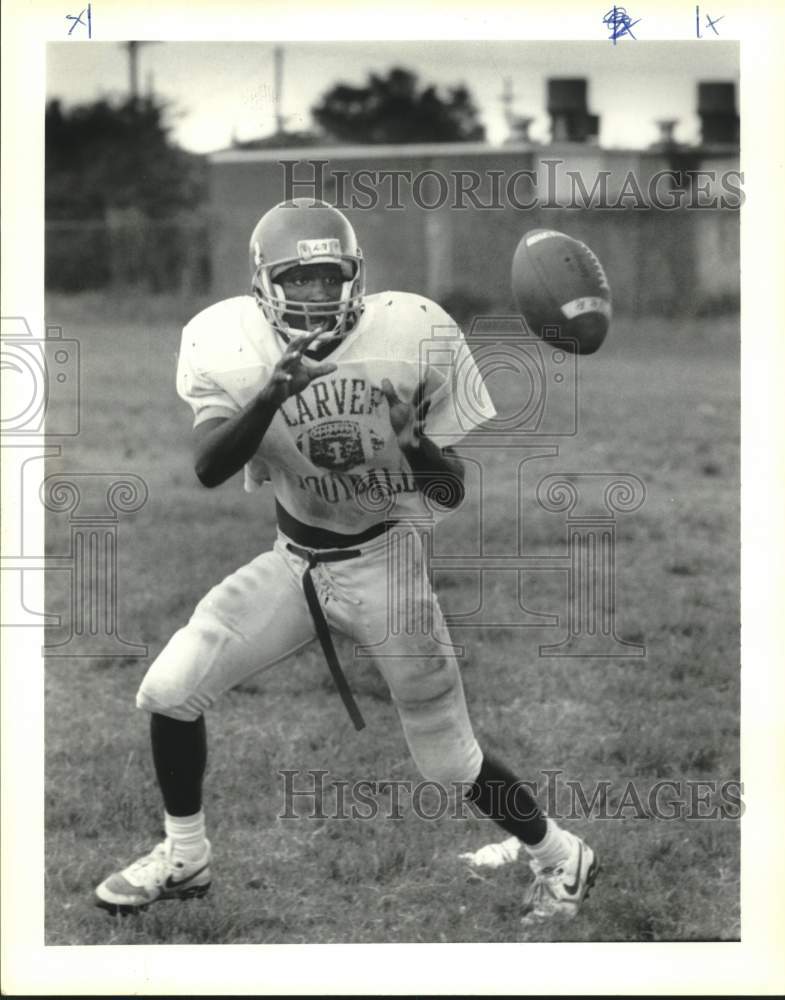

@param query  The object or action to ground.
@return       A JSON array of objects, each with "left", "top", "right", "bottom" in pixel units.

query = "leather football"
[{"left": 511, "top": 229, "right": 612, "bottom": 355}]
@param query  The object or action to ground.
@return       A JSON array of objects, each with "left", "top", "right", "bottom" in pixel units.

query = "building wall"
[{"left": 207, "top": 143, "right": 740, "bottom": 317}]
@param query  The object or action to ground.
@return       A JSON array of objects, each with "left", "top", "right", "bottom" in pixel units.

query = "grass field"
[{"left": 43, "top": 291, "right": 740, "bottom": 944}]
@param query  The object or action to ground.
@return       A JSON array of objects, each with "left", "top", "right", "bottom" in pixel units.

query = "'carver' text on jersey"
[{"left": 280, "top": 376, "right": 387, "bottom": 428}]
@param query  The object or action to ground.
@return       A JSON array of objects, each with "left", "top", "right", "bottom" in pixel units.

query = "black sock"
[
  {"left": 150, "top": 713, "right": 207, "bottom": 817},
  {"left": 465, "top": 753, "right": 547, "bottom": 845}
]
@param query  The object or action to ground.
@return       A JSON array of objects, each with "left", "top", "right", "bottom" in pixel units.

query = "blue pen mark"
[
  {"left": 66, "top": 2, "right": 92, "bottom": 38},
  {"left": 602, "top": 6, "right": 641, "bottom": 44},
  {"left": 696, "top": 5, "right": 724, "bottom": 36}
]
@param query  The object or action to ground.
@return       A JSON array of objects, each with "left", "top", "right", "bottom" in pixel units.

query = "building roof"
[{"left": 209, "top": 140, "right": 738, "bottom": 164}]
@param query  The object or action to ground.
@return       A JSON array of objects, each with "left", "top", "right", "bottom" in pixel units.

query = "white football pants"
[{"left": 137, "top": 526, "right": 482, "bottom": 785}]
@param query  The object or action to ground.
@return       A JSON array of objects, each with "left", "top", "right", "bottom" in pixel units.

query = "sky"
[{"left": 47, "top": 40, "right": 739, "bottom": 153}]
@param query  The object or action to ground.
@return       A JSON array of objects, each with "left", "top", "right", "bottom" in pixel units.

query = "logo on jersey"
[{"left": 296, "top": 419, "right": 386, "bottom": 472}]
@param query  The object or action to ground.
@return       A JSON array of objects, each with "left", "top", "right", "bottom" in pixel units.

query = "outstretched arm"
[{"left": 194, "top": 330, "right": 338, "bottom": 488}]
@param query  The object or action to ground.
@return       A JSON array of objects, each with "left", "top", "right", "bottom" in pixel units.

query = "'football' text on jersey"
[{"left": 177, "top": 292, "right": 497, "bottom": 533}]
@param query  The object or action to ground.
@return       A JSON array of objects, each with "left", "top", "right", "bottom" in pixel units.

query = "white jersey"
[{"left": 177, "top": 292, "right": 497, "bottom": 533}]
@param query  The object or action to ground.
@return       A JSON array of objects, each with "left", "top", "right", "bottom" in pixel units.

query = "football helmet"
[{"left": 249, "top": 198, "right": 366, "bottom": 346}]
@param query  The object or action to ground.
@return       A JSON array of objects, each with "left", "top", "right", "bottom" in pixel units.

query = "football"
[{"left": 511, "top": 229, "right": 612, "bottom": 355}]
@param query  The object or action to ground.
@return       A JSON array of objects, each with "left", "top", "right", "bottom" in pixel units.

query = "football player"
[{"left": 95, "top": 198, "right": 599, "bottom": 924}]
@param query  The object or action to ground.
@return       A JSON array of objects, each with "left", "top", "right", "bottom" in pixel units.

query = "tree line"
[{"left": 46, "top": 69, "right": 485, "bottom": 292}]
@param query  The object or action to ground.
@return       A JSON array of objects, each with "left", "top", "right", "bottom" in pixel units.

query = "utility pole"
[
  {"left": 500, "top": 77, "right": 515, "bottom": 126},
  {"left": 500, "top": 77, "right": 534, "bottom": 144},
  {"left": 120, "top": 42, "right": 158, "bottom": 101},
  {"left": 273, "top": 45, "right": 285, "bottom": 135}
]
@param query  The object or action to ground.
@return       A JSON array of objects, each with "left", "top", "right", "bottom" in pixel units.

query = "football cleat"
[
  {"left": 94, "top": 838, "right": 211, "bottom": 915},
  {"left": 520, "top": 830, "right": 599, "bottom": 924}
]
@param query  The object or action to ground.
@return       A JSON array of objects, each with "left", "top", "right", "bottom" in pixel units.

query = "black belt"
[
  {"left": 276, "top": 499, "right": 394, "bottom": 550},
  {"left": 286, "top": 542, "right": 366, "bottom": 732}
]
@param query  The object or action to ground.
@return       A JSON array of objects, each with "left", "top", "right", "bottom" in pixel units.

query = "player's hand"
[
  {"left": 266, "top": 330, "right": 338, "bottom": 404},
  {"left": 380, "top": 377, "right": 431, "bottom": 450}
]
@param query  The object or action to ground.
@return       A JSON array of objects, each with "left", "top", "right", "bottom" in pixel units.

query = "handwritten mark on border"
[
  {"left": 696, "top": 5, "right": 724, "bottom": 36},
  {"left": 602, "top": 5, "right": 641, "bottom": 44},
  {"left": 66, "top": 3, "right": 92, "bottom": 38}
]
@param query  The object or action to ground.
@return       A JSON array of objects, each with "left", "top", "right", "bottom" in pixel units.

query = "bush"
[{"left": 45, "top": 215, "right": 211, "bottom": 294}]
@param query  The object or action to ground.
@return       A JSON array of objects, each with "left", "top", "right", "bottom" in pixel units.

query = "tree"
[
  {"left": 311, "top": 68, "right": 485, "bottom": 145},
  {"left": 45, "top": 97, "right": 209, "bottom": 292},
  {"left": 45, "top": 97, "right": 206, "bottom": 221}
]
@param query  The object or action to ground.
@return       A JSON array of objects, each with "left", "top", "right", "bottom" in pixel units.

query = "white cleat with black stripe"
[
  {"left": 95, "top": 838, "right": 211, "bottom": 915},
  {"left": 520, "top": 830, "right": 599, "bottom": 923}
]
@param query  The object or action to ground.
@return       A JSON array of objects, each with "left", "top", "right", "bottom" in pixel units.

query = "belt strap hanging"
[{"left": 286, "top": 542, "right": 366, "bottom": 732}]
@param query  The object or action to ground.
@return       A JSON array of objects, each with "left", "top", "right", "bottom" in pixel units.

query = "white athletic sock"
[
  {"left": 523, "top": 818, "right": 573, "bottom": 869},
  {"left": 164, "top": 810, "right": 208, "bottom": 862}
]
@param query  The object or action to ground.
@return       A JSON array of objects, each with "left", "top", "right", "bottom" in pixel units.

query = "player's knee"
[
  {"left": 135, "top": 685, "right": 205, "bottom": 722},
  {"left": 136, "top": 622, "right": 222, "bottom": 721},
  {"left": 411, "top": 738, "right": 483, "bottom": 786},
  {"left": 136, "top": 675, "right": 210, "bottom": 722},
  {"left": 393, "top": 656, "right": 458, "bottom": 710},
  {"left": 391, "top": 656, "right": 482, "bottom": 785}
]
